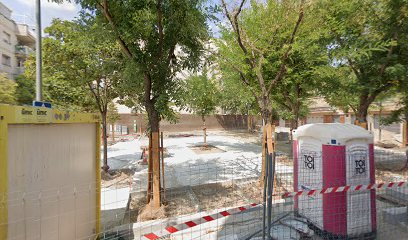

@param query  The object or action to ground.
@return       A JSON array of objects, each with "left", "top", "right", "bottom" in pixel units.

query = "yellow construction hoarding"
[{"left": 0, "top": 104, "right": 101, "bottom": 240}]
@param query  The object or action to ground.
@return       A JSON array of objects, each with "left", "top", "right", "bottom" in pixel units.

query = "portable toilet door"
[
  {"left": 293, "top": 132, "right": 324, "bottom": 229},
  {"left": 293, "top": 123, "right": 376, "bottom": 238},
  {"left": 346, "top": 139, "right": 376, "bottom": 236}
]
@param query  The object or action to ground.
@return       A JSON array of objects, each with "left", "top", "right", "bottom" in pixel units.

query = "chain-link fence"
[{"left": 1, "top": 130, "right": 407, "bottom": 240}]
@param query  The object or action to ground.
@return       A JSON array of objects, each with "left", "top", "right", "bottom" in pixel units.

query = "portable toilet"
[{"left": 293, "top": 123, "right": 376, "bottom": 239}]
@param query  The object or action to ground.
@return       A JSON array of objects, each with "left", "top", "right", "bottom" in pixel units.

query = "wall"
[
  {"left": 116, "top": 114, "right": 254, "bottom": 133},
  {"left": 0, "top": 5, "right": 18, "bottom": 80},
  {"left": 307, "top": 114, "right": 324, "bottom": 124},
  {"left": 6, "top": 123, "right": 97, "bottom": 240}
]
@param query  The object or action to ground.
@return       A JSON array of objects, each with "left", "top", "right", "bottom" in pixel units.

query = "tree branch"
[
  {"left": 222, "top": 58, "right": 260, "bottom": 103},
  {"left": 143, "top": 71, "right": 153, "bottom": 106},
  {"left": 348, "top": 57, "right": 361, "bottom": 78},
  {"left": 156, "top": 0, "right": 164, "bottom": 59},
  {"left": 349, "top": 104, "right": 357, "bottom": 114},
  {"left": 379, "top": 32, "right": 398, "bottom": 76},
  {"left": 221, "top": 0, "right": 248, "bottom": 55},
  {"left": 267, "top": 0, "right": 305, "bottom": 95},
  {"left": 97, "top": 0, "right": 133, "bottom": 58},
  {"left": 88, "top": 81, "right": 103, "bottom": 114},
  {"left": 368, "top": 81, "right": 394, "bottom": 104},
  {"left": 167, "top": 44, "right": 176, "bottom": 66}
]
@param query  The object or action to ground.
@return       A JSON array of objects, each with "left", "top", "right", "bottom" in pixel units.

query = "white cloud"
[{"left": 16, "top": 0, "right": 77, "bottom": 12}]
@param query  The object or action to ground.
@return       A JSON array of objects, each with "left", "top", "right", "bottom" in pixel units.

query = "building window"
[
  {"left": 3, "top": 31, "right": 11, "bottom": 44},
  {"left": 17, "top": 59, "right": 24, "bottom": 67},
  {"left": 2, "top": 54, "right": 11, "bottom": 66}
]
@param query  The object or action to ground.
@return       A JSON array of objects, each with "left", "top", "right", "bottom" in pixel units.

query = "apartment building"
[{"left": 0, "top": 2, "right": 35, "bottom": 80}]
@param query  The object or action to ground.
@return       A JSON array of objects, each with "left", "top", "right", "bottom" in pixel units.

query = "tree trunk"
[
  {"left": 403, "top": 117, "right": 408, "bottom": 147},
  {"left": 101, "top": 112, "right": 109, "bottom": 172},
  {"left": 356, "top": 103, "right": 369, "bottom": 129},
  {"left": 202, "top": 115, "right": 207, "bottom": 147},
  {"left": 289, "top": 120, "right": 295, "bottom": 142},
  {"left": 146, "top": 103, "right": 161, "bottom": 208},
  {"left": 260, "top": 102, "right": 272, "bottom": 186},
  {"left": 289, "top": 109, "right": 300, "bottom": 142},
  {"left": 247, "top": 115, "right": 252, "bottom": 132},
  {"left": 111, "top": 123, "right": 115, "bottom": 141}
]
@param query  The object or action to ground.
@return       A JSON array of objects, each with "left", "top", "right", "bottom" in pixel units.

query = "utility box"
[
  {"left": 293, "top": 123, "right": 376, "bottom": 238},
  {"left": 0, "top": 104, "right": 101, "bottom": 240}
]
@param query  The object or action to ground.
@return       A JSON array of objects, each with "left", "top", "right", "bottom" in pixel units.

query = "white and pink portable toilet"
[{"left": 293, "top": 123, "right": 376, "bottom": 239}]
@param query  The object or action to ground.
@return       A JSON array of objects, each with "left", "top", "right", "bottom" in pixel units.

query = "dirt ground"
[
  {"left": 128, "top": 180, "right": 286, "bottom": 223},
  {"left": 189, "top": 144, "right": 226, "bottom": 154},
  {"left": 101, "top": 168, "right": 136, "bottom": 188},
  {"left": 376, "top": 169, "right": 408, "bottom": 183}
]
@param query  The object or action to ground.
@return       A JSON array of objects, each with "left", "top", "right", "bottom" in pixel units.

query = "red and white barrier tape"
[
  {"left": 142, "top": 181, "right": 407, "bottom": 239},
  {"left": 143, "top": 203, "right": 260, "bottom": 240},
  {"left": 282, "top": 181, "right": 407, "bottom": 198}
]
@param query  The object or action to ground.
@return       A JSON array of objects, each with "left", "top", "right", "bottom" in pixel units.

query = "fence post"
[
  {"left": 262, "top": 124, "right": 275, "bottom": 239},
  {"left": 402, "top": 120, "right": 408, "bottom": 147},
  {"left": 161, "top": 132, "right": 165, "bottom": 202}
]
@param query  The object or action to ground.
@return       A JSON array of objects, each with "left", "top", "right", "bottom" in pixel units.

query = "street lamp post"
[{"left": 35, "top": 0, "right": 42, "bottom": 101}]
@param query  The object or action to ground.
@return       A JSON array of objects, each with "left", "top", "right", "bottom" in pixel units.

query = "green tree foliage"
[
  {"left": 65, "top": 0, "right": 211, "bottom": 206},
  {"left": 218, "top": 66, "right": 257, "bottom": 115},
  {"left": 381, "top": 84, "right": 408, "bottom": 125},
  {"left": 182, "top": 67, "right": 220, "bottom": 144},
  {"left": 0, "top": 73, "right": 16, "bottom": 104},
  {"left": 107, "top": 102, "right": 120, "bottom": 125},
  {"left": 217, "top": 0, "right": 306, "bottom": 124},
  {"left": 24, "top": 17, "right": 124, "bottom": 171},
  {"left": 15, "top": 75, "right": 35, "bottom": 105},
  {"left": 70, "top": 0, "right": 210, "bottom": 132},
  {"left": 107, "top": 101, "right": 121, "bottom": 141},
  {"left": 319, "top": 0, "right": 408, "bottom": 125},
  {"left": 270, "top": 22, "right": 328, "bottom": 130},
  {"left": 24, "top": 53, "right": 93, "bottom": 112}
]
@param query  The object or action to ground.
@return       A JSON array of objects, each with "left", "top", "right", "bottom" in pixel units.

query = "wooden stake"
[
  {"left": 147, "top": 133, "right": 153, "bottom": 202},
  {"left": 354, "top": 119, "right": 368, "bottom": 130},
  {"left": 403, "top": 121, "right": 408, "bottom": 147},
  {"left": 260, "top": 124, "right": 277, "bottom": 187},
  {"left": 161, "top": 132, "right": 165, "bottom": 201},
  {"left": 151, "top": 131, "right": 161, "bottom": 208},
  {"left": 112, "top": 124, "right": 115, "bottom": 141}
]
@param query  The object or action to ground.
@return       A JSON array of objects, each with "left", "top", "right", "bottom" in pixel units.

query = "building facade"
[
  {"left": 0, "top": 2, "right": 35, "bottom": 80},
  {"left": 291, "top": 97, "right": 407, "bottom": 146}
]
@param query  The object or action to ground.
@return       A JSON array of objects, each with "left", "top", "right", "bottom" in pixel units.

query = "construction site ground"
[{"left": 101, "top": 130, "right": 408, "bottom": 239}]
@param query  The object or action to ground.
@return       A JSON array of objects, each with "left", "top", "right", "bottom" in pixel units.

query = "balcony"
[
  {"left": 15, "top": 45, "right": 34, "bottom": 57},
  {"left": 16, "top": 24, "right": 35, "bottom": 47},
  {"left": 15, "top": 66, "right": 25, "bottom": 75}
]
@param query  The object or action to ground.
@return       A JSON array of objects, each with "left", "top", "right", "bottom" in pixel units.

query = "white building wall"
[
  {"left": 0, "top": 2, "right": 34, "bottom": 80},
  {"left": 0, "top": 3, "right": 18, "bottom": 79}
]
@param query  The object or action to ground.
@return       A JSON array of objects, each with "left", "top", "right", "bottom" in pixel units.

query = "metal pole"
[
  {"left": 267, "top": 152, "right": 275, "bottom": 240},
  {"left": 379, "top": 102, "right": 382, "bottom": 141},
  {"left": 35, "top": 0, "right": 42, "bottom": 101},
  {"left": 262, "top": 146, "right": 269, "bottom": 240}
]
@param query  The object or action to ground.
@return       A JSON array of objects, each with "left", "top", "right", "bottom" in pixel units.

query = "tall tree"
[
  {"left": 218, "top": 71, "right": 258, "bottom": 131},
  {"left": 182, "top": 67, "right": 220, "bottom": 146},
  {"left": 0, "top": 73, "right": 16, "bottom": 104},
  {"left": 217, "top": 0, "right": 305, "bottom": 124},
  {"left": 320, "top": 0, "right": 408, "bottom": 127},
  {"left": 270, "top": 25, "right": 328, "bottom": 133},
  {"left": 107, "top": 101, "right": 121, "bottom": 141},
  {"left": 69, "top": 0, "right": 210, "bottom": 207},
  {"left": 15, "top": 75, "right": 35, "bottom": 105},
  {"left": 24, "top": 54, "right": 93, "bottom": 112},
  {"left": 217, "top": 0, "right": 306, "bottom": 184},
  {"left": 24, "top": 17, "right": 123, "bottom": 172}
]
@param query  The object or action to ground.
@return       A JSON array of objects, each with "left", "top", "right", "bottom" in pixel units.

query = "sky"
[
  {"left": 2, "top": 0, "right": 81, "bottom": 32},
  {"left": 3, "top": 0, "right": 224, "bottom": 37}
]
